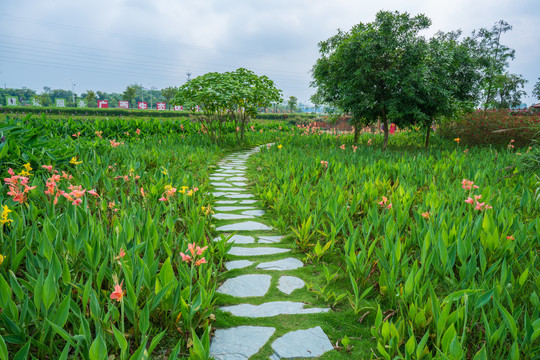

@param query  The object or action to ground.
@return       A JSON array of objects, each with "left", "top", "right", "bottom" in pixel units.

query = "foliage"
[
  {"left": 438, "top": 109, "right": 540, "bottom": 146},
  {"left": 490, "top": 73, "right": 528, "bottom": 109},
  {"left": 161, "top": 87, "right": 178, "bottom": 110},
  {"left": 0, "top": 113, "right": 284, "bottom": 358},
  {"left": 173, "top": 68, "right": 282, "bottom": 143},
  {"left": 532, "top": 77, "right": 540, "bottom": 102},
  {"left": 251, "top": 132, "right": 539, "bottom": 359},
  {"left": 287, "top": 96, "right": 298, "bottom": 113},
  {"left": 122, "top": 85, "right": 137, "bottom": 108}
]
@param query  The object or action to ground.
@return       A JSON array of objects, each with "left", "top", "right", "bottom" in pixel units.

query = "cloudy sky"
[{"left": 1, "top": 0, "right": 539, "bottom": 105}]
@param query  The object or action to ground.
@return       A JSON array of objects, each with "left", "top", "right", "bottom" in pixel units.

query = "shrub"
[{"left": 439, "top": 109, "right": 540, "bottom": 146}]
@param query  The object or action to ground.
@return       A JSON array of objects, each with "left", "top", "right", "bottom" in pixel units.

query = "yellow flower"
[
  {"left": 23, "top": 163, "right": 33, "bottom": 171},
  {"left": 0, "top": 254, "right": 4, "bottom": 265},
  {"left": 18, "top": 169, "right": 32, "bottom": 177},
  {"left": 187, "top": 190, "right": 193, "bottom": 196},
  {"left": 0, "top": 205, "right": 13, "bottom": 226},
  {"left": 278, "top": 144, "right": 283, "bottom": 149},
  {"left": 454, "top": 138, "right": 460, "bottom": 144},
  {"left": 70, "top": 157, "right": 83, "bottom": 165},
  {"left": 179, "top": 186, "right": 189, "bottom": 194},
  {"left": 161, "top": 167, "right": 168, "bottom": 175}
]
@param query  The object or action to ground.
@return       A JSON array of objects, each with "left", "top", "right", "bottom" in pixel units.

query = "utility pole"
[
  {"left": 70, "top": 79, "right": 76, "bottom": 103},
  {"left": 187, "top": 72, "right": 192, "bottom": 81}
]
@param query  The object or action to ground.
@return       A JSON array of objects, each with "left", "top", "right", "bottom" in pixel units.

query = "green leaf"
[
  {"left": 42, "top": 270, "right": 56, "bottom": 311},
  {"left": 139, "top": 304, "right": 150, "bottom": 335},
  {"left": 497, "top": 300, "right": 517, "bottom": 341},
  {"left": 0, "top": 336, "right": 8, "bottom": 360},
  {"left": 473, "top": 346, "right": 487, "bottom": 360},
  {"left": 89, "top": 334, "right": 107, "bottom": 360},
  {"left": 13, "top": 341, "right": 30, "bottom": 360},
  {"left": 112, "top": 326, "right": 128, "bottom": 354}
]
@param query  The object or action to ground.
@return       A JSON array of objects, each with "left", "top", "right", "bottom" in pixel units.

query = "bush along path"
[{"left": 208, "top": 146, "right": 335, "bottom": 359}]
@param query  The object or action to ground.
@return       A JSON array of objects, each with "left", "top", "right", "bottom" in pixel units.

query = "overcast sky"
[{"left": 1, "top": 0, "right": 539, "bottom": 105}]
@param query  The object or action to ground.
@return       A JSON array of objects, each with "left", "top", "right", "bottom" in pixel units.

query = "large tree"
[
  {"left": 173, "top": 69, "right": 281, "bottom": 143},
  {"left": 84, "top": 90, "right": 96, "bottom": 107},
  {"left": 311, "top": 11, "right": 431, "bottom": 149}
]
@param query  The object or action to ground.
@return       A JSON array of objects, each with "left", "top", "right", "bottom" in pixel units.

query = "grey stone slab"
[
  {"left": 217, "top": 274, "right": 271, "bottom": 298},
  {"left": 226, "top": 176, "right": 248, "bottom": 181},
  {"left": 214, "top": 206, "right": 256, "bottom": 212},
  {"left": 215, "top": 187, "right": 247, "bottom": 192},
  {"left": 225, "top": 193, "right": 255, "bottom": 199},
  {"left": 213, "top": 234, "right": 255, "bottom": 244},
  {"left": 216, "top": 200, "right": 238, "bottom": 204},
  {"left": 258, "top": 235, "right": 284, "bottom": 244},
  {"left": 221, "top": 170, "right": 245, "bottom": 174},
  {"left": 211, "top": 182, "right": 233, "bottom": 187},
  {"left": 228, "top": 247, "right": 290, "bottom": 256},
  {"left": 242, "top": 209, "right": 265, "bottom": 217},
  {"left": 256, "top": 258, "right": 303, "bottom": 271},
  {"left": 232, "top": 182, "right": 248, "bottom": 187},
  {"left": 277, "top": 276, "right": 305, "bottom": 295},
  {"left": 213, "top": 213, "right": 254, "bottom": 220},
  {"left": 210, "top": 177, "right": 226, "bottom": 181},
  {"left": 224, "top": 260, "right": 254, "bottom": 270},
  {"left": 270, "top": 327, "right": 334, "bottom": 359},
  {"left": 239, "top": 200, "right": 258, "bottom": 204},
  {"left": 220, "top": 301, "right": 330, "bottom": 318},
  {"left": 217, "top": 221, "right": 272, "bottom": 232},
  {"left": 210, "top": 326, "right": 275, "bottom": 360}
]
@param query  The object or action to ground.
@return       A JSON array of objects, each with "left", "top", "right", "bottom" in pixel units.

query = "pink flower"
[
  {"left": 507, "top": 235, "right": 514, "bottom": 240},
  {"left": 340, "top": 144, "right": 345, "bottom": 150},
  {"left": 179, "top": 252, "right": 192, "bottom": 262},
  {"left": 118, "top": 248, "right": 126, "bottom": 258},
  {"left": 386, "top": 203, "right": 392, "bottom": 209},
  {"left": 352, "top": 145, "right": 358, "bottom": 153},
  {"left": 136, "top": 128, "right": 141, "bottom": 135},
  {"left": 195, "top": 257, "right": 207, "bottom": 266},
  {"left": 320, "top": 160, "right": 328, "bottom": 168},
  {"left": 196, "top": 245, "right": 208, "bottom": 255},
  {"left": 475, "top": 202, "right": 485, "bottom": 210},
  {"left": 88, "top": 189, "right": 99, "bottom": 197},
  {"left": 188, "top": 243, "right": 196, "bottom": 257},
  {"left": 421, "top": 212, "right": 430, "bottom": 219},
  {"left": 140, "top": 187, "right": 146, "bottom": 197},
  {"left": 72, "top": 198, "right": 82, "bottom": 206},
  {"left": 378, "top": 196, "right": 388, "bottom": 206},
  {"left": 465, "top": 197, "right": 474, "bottom": 204},
  {"left": 110, "top": 281, "right": 125, "bottom": 302},
  {"left": 8, "top": 168, "right": 15, "bottom": 176},
  {"left": 474, "top": 195, "right": 482, "bottom": 201},
  {"left": 42, "top": 165, "right": 53, "bottom": 172},
  {"left": 158, "top": 196, "right": 167, "bottom": 202}
]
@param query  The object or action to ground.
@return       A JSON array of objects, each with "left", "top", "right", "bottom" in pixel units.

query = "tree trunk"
[
  {"left": 353, "top": 124, "right": 360, "bottom": 144},
  {"left": 382, "top": 111, "right": 389, "bottom": 150},
  {"left": 424, "top": 124, "right": 431, "bottom": 148}
]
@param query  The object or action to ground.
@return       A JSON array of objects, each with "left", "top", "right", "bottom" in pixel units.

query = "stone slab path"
[{"left": 209, "top": 147, "right": 334, "bottom": 359}]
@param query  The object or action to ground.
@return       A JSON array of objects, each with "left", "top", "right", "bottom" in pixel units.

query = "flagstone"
[
  {"left": 270, "top": 327, "right": 333, "bottom": 359},
  {"left": 215, "top": 200, "right": 238, "bottom": 204},
  {"left": 277, "top": 276, "right": 305, "bottom": 295},
  {"left": 220, "top": 301, "right": 330, "bottom": 318},
  {"left": 232, "top": 182, "right": 248, "bottom": 187},
  {"left": 214, "top": 206, "right": 256, "bottom": 212},
  {"left": 256, "top": 258, "right": 303, "bottom": 271},
  {"left": 221, "top": 170, "right": 245, "bottom": 174},
  {"left": 210, "top": 325, "right": 275, "bottom": 360},
  {"left": 224, "top": 260, "right": 254, "bottom": 270},
  {"left": 225, "top": 193, "right": 255, "bottom": 199},
  {"left": 213, "top": 213, "right": 254, "bottom": 220},
  {"left": 217, "top": 221, "right": 271, "bottom": 232},
  {"left": 258, "top": 235, "right": 284, "bottom": 244},
  {"left": 211, "top": 182, "right": 233, "bottom": 187},
  {"left": 217, "top": 274, "right": 271, "bottom": 298},
  {"left": 228, "top": 247, "right": 290, "bottom": 256},
  {"left": 214, "top": 187, "right": 247, "bottom": 192},
  {"left": 242, "top": 209, "right": 265, "bottom": 217},
  {"left": 213, "top": 234, "right": 255, "bottom": 244},
  {"left": 226, "top": 176, "right": 248, "bottom": 181},
  {"left": 239, "top": 200, "right": 258, "bottom": 204}
]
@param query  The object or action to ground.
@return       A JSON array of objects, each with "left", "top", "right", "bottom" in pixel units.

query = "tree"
[
  {"left": 123, "top": 85, "right": 137, "bottom": 108},
  {"left": 312, "top": 11, "right": 432, "bottom": 149},
  {"left": 85, "top": 90, "right": 96, "bottom": 107},
  {"left": 532, "top": 78, "right": 540, "bottom": 101},
  {"left": 491, "top": 72, "right": 527, "bottom": 108},
  {"left": 472, "top": 20, "right": 516, "bottom": 108},
  {"left": 161, "top": 87, "right": 178, "bottom": 110},
  {"left": 173, "top": 69, "right": 281, "bottom": 143},
  {"left": 228, "top": 68, "right": 282, "bottom": 141},
  {"left": 287, "top": 96, "right": 298, "bottom": 113}
]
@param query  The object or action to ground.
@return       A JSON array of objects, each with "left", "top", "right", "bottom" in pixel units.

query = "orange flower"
[
  {"left": 179, "top": 252, "right": 192, "bottom": 262},
  {"left": 421, "top": 212, "right": 430, "bottom": 219},
  {"left": 195, "top": 257, "right": 207, "bottom": 266},
  {"left": 110, "top": 281, "right": 125, "bottom": 302}
]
